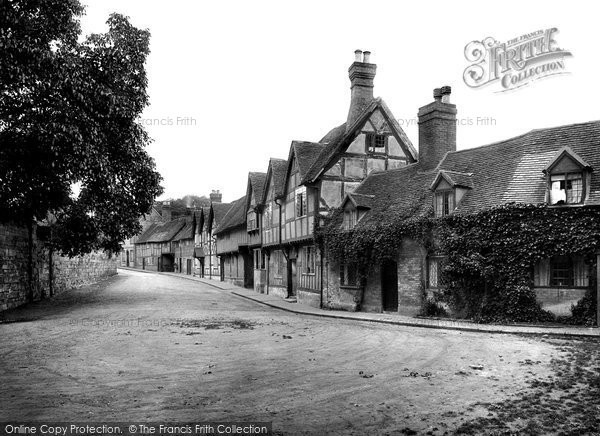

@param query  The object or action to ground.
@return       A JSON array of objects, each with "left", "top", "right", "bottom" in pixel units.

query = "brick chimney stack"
[
  {"left": 210, "top": 190, "right": 222, "bottom": 203},
  {"left": 346, "top": 49, "right": 377, "bottom": 130},
  {"left": 161, "top": 201, "right": 172, "bottom": 222},
  {"left": 417, "top": 86, "right": 457, "bottom": 170}
]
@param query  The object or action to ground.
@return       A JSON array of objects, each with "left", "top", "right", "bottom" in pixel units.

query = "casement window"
[
  {"left": 296, "top": 186, "right": 307, "bottom": 217},
  {"left": 427, "top": 257, "right": 443, "bottom": 289},
  {"left": 534, "top": 256, "right": 589, "bottom": 287},
  {"left": 366, "top": 133, "right": 387, "bottom": 153},
  {"left": 273, "top": 251, "right": 284, "bottom": 277},
  {"left": 340, "top": 262, "right": 359, "bottom": 287},
  {"left": 253, "top": 249, "right": 265, "bottom": 270},
  {"left": 263, "top": 203, "right": 272, "bottom": 227},
  {"left": 304, "top": 246, "right": 315, "bottom": 274},
  {"left": 343, "top": 209, "right": 358, "bottom": 230},
  {"left": 247, "top": 210, "right": 258, "bottom": 231},
  {"left": 434, "top": 190, "right": 455, "bottom": 217},
  {"left": 549, "top": 173, "right": 583, "bottom": 205}
]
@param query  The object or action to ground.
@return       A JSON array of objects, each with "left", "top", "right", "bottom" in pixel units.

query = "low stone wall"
[{"left": 0, "top": 223, "right": 117, "bottom": 312}]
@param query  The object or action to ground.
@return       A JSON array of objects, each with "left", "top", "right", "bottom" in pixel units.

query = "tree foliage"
[{"left": 0, "top": 0, "right": 163, "bottom": 256}]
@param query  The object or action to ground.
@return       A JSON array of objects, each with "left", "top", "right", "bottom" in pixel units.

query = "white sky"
[{"left": 79, "top": 0, "right": 599, "bottom": 203}]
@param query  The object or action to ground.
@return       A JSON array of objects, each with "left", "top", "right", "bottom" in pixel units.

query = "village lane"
[{"left": 0, "top": 269, "right": 563, "bottom": 435}]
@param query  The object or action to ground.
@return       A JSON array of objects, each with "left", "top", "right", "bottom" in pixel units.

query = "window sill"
[
  {"left": 340, "top": 285, "right": 361, "bottom": 290},
  {"left": 302, "top": 272, "right": 316, "bottom": 276},
  {"left": 546, "top": 203, "right": 585, "bottom": 208},
  {"left": 534, "top": 285, "right": 589, "bottom": 289}
]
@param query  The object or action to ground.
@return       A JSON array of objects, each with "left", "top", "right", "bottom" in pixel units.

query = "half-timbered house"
[{"left": 214, "top": 196, "right": 252, "bottom": 287}]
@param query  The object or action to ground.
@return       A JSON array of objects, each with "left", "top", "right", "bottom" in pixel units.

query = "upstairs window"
[
  {"left": 366, "top": 133, "right": 387, "bottom": 153},
  {"left": 247, "top": 210, "right": 258, "bottom": 231},
  {"left": 549, "top": 173, "right": 583, "bottom": 205},
  {"left": 296, "top": 186, "right": 307, "bottom": 217},
  {"left": 343, "top": 209, "right": 357, "bottom": 230},
  {"left": 434, "top": 191, "right": 455, "bottom": 217},
  {"left": 263, "top": 203, "right": 272, "bottom": 228}
]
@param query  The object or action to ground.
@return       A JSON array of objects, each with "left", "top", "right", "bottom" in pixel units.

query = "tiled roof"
[
  {"left": 292, "top": 141, "right": 323, "bottom": 181},
  {"left": 352, "top": 164, "right": 435, "bottom": 228},
  {"left": 440, "top": 120, "right": 600, "bottom": 213},
  {"left": 270, "top": 158, "right": 288, "bottom": 199},
  {"left": 172, "top": 216, "right": 195, "bottom": 241},
  {"left": 249, "top": 172, "right": 267, "bottom": 205},
  {"left": 135, "top": 218, "right": 187, "bottom": 244},
  {"left": 349, "top": 120, "right": 600, "bottom": 226},
  {"left": 214, "top": 196, "right": 247, "bottom": 235},
  {"left": 211, "top": 202, "right": 233, "bottom": 226}
]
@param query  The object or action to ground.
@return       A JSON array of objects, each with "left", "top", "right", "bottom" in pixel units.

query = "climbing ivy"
[{"left": 317, "top": 203, "right": 600, "bottom": 325}]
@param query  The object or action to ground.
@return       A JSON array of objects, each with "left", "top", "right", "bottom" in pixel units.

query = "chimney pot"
[
  {"left": 441, "top": 85, "right": 451, "bottom": 103},
  {"left": 433, "top": 88, "right": 442, "bottom": 101},
  {"left": 354, "top": 49, "right": 363, "bottom": 62},
  {"left": 363, "top": 51, "right": 371, "bottom": 63}
]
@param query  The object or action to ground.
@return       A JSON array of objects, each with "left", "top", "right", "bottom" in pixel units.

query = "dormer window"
[
  {"left": 545, "top": 147, "right": 592, "bottom": 206},
  {"left": 549, "top": 173, "right": 583, "bottom": 204},
  {"left": 366, "top": 133, "right": 386, "bottom": 153},
  {"left": 430, "top": 170, "right": 473, "bottom": 218},
  {"left": 434, "top": 191, "right": 454, "bottom": 217},
  {"left": 343, "top": 209, "right": 357, "bottom": 230}
]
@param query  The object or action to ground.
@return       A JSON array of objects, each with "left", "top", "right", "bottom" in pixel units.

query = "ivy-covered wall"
[{"left": 318, "top": 203, "right": 600, "bottom": 325}]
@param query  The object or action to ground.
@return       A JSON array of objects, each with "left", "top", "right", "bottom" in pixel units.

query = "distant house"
[
  {"left": 120, "top": 201, "right": 171, "bottom": 268},
  {"left": 134, "top": 217, "right": 187, "bottom": 272},
  {"left": 172, "top": 214, "right": 196, "bottom": 275},
  {"left": 213, "top": 196, "right": 251, "bottom": 287},
  {"left": 196, "top": 193, "right": 232, "bottom": 279},
  {"left": 246, "top": 172, "right": 267, "bottom": 292}
]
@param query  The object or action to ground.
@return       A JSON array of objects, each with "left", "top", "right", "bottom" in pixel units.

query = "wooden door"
[{"left": 381, "top": 260, "right": 398, "bottom": 311}]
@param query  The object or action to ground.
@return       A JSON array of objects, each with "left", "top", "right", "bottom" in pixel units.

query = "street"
[{"left": 0, "top": 270, "right": 576, "bottom": 434}]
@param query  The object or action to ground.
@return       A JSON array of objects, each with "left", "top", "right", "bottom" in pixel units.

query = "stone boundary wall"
[{"left": 0, "top": 223, "right": 117, "bottom": 312}]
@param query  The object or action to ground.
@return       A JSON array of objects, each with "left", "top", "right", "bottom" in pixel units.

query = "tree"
[
  {"left": 0, "top": 0, "right": 163, "bottom": 256},
  {"left": 169, "top": 195, "right": 211, "bottom": 218}
]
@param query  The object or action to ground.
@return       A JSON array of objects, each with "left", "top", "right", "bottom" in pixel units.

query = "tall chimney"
[
  {"left": 161, "top": 201, "right": 172, "bottom": 222},
  {"left": 417, "top": 86, "right": 457, "bottom": 170},
  {"left": 346, "top": 49, "right": 377, "bottom": 130},
  {"left": 210, "top": 190, "right": 222, "bottom": 203}
]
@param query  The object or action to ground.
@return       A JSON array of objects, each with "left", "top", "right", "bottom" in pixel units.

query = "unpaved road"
[{"left": 0, "top": 269, "right": 563, "bottom": 434}]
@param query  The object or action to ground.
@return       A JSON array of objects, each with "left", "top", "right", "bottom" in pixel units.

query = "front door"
[
  {"left": 288, "top": 259, "right": 297, "bottom": 297},
  {"left": 381, "top": 260, "right": 398, "bottom": 311},
  {"left": 186, "top": 259, "right": 192, "bottom": 275},
  {"left": 126, "top": 250, "right": 130, "bottom": 267}
]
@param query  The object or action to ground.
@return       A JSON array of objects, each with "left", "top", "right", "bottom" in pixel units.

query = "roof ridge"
[{"left": 448, "top": 119, "right": 600, "bottom": 157}]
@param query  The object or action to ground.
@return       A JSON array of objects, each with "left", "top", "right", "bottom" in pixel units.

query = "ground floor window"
[
  {"left": 273, "top": 251, "right": 284, "bottom": 277},
  {"left": 254, "top": 249, "right": 265, "bottom": 270},
  {"left": 534, "top": 256, "right": 589, "bottom": 287},
  {"left": 340, "top": 262, "right": 359, "bottom": 287},
  {"left": 427, "top": 257, "right": 444, "bottom": 289},
  {"left": 304, "top": 246, "right": 315, "bottom": 274}
]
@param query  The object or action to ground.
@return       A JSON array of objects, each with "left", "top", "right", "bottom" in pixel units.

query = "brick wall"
[{"left": 0, "top": 223, "right": 117, "bottom": 312}]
